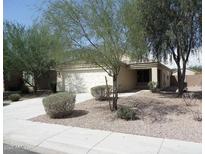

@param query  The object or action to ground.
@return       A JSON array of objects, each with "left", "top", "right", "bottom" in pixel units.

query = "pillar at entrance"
[{"left": 151, "top": 67, "right": 158, "bottom": 83}]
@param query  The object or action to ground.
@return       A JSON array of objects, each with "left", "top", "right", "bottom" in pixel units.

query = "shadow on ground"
[
  {"left": 119, "top": 95, "right": 189, "bottom": 123},
  {"left": 3, "top": 103, "right": 10, "bottom": 107},
  {"left": 158, "top": 91, "right": 202, "bottom": 99},
  {"left": 3, "top": 144, "right": 38, "bottom": 154},
  {"left": 54, "top": 110, "right": 89, "bottom": 119}
]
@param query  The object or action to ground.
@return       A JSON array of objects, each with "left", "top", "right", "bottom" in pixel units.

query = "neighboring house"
[
  {"left": 3, "top": 70, "right": 57, "bottom": 92},
  {"left": 171, "top": 69, "right": 202, "bottom": 88},
  {"left": 57, "top": 62, "right": 172, "bottom": 93},
  {"left": 4, "top": 71, "right": 23, "bottom": 91},
  {"left": 172, "top": 68, "right": 198, "bottom": 76}
]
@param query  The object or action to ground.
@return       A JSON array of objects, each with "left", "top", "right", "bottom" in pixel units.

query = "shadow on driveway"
[{"left": 3, "top": 144, "right": 38, "bottom": 154}]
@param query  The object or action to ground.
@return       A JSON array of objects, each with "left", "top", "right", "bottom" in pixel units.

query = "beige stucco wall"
[
  {"left": 117, "top": 66, "right": 137, "bottom": 92},
  {"left": 118, "top": 64, "right": 171, "bottom": 91},
  {"left": 159, "top": 68, "right": 171, "bottom": 88}
]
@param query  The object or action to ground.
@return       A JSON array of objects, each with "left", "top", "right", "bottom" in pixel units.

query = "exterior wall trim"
[{"left": 128, "top": 62, "right": 171, "bottom": 72}]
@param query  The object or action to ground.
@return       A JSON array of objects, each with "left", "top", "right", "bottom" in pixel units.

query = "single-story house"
[{"left": 56, "top": 62, "right": 172, "bottom": 93}]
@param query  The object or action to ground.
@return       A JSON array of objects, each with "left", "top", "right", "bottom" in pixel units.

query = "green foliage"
[
  {"left": 148, "top": 81, "right": 158, "bottom": 92},
  {"left": 43, "top": 0, "right": 129, "bottom": 75},
  {"left": 126, "top": 0, "right": 201, "bottom": 61},
  {"left": 3, "top": 21, "right": 65, "bottom": 92},
  {"left": 42, "top": 92, "right": 76, "bottom": 118},
  {"left": 43, "top": 0, "right": 147, "bottom": 110},
  {"left": 91, "top": 85, "right": 112, "bottom": 101},
  {"left": 9, "top": 94, "right": 21, "bottom": 102},
  {"left": 117, "top": 106, "right": 138, "bottom": 121},
  {"left": 3, "top": 22, "right": 25, "bottom": 73},
  {"left": 121, "top": 0, "right": 148, "bottom": 60},
  {"left": 127, "top": 0, "right": 201, "bottom": 95}
]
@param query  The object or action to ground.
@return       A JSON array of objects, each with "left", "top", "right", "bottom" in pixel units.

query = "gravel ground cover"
[{"left": 31, "top": 90, "right": 202, "bottom": 143}]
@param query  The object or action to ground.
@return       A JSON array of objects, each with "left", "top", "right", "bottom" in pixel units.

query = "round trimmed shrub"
[
  {"left": 117, "top": 106, "right": 137, "bottom": 121},
  {"left": 9, "top": 94, "right": 21, "bottom": 102},
  {"left": 42, "top": 92, "right": 76, "bottom": 118},
  {"left": 91, "top": 85, "right": 112, "bottom": 100}
]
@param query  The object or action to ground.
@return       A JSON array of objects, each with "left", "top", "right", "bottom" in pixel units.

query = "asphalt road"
[{"left": 3, "top": 144, "right": 38, "bottom": 154}]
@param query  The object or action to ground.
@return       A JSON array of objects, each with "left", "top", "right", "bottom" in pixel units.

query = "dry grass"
[{"left": 31, "top": 90, "right": 202, "bottom": 143}]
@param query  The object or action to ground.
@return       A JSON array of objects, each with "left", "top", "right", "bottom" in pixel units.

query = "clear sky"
[{"left": 3, "top": 0, "right": 46, "bottom": 27}]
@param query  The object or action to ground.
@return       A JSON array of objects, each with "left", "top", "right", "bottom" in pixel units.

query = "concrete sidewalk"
[{"left": 4, "top": 94, "right": 202, "bottom": 154}]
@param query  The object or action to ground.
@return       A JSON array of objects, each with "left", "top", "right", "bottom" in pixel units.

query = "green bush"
[
  {"left": 42, "top": 92, "right": 76, "bottom": 118},
  {"left": 9, "top": 94, "right": 21, "bottom": 102},
  {"left": 91, "top": 85, "right": 112, "bottom": 100},
  {"left": 148, "top": 81, "right": 158, "bottom": 92},
  {"left": 117, "top": 106, "right": 137, "bottom": 120}
]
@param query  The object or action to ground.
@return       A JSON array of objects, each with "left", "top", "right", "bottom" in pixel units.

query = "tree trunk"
[
  {"left": 33, "top": 75, "right": 38, "bottom": 94},
  {"left": 112, "top": 74, "right": 118, "bottom": 111},
  {"left": 177, "top": 62, "right": 186, "bottom": 96},
  {"left": 105, "top": 76, "right": 113, "bottom": 111}
]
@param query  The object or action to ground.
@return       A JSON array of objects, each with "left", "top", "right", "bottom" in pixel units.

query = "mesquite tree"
[
  {"left": 43, "top": 0, "right": 140, "bottom": 110},
  {"left": 126, "top": 0, "right": 201, "bottom": 95}
]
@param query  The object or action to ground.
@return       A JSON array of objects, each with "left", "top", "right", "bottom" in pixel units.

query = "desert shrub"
[
  {"left": 148, "top": 81, "right": 158, "bottom": 92},
  {"left": 91, "top": 85, "right": 112, "bottom": 100},
  {"left": 182, "top": 92, "right": 197, "bottom": 106},
  {"left": 192, "top": 110, "right": 202, "bottom": 122},
  {"left": 117, "top": 106, "right": 138, "bottom": 120},
  {"left": 183, "top": 93, "right": 202, "bottom": 122},
  {"left": 9, "top": 94, "right": 21, "bottom": 102},
  {"left": 42, "top": 92, "right": 76, "bottom": 118}
]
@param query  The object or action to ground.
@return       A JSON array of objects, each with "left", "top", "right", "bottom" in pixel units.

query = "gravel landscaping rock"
[{"left": 31, "top": 90, "right": 202, "bottom": 143}]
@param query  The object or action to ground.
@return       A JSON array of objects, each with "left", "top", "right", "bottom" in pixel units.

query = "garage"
[{"left": 57, "top": 65, "right": 112, "bottom": 93}]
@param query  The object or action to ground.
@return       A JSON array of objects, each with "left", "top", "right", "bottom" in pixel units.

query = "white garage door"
[{"left": 57, "top": 69, "right": 113, "bottom": 93}]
